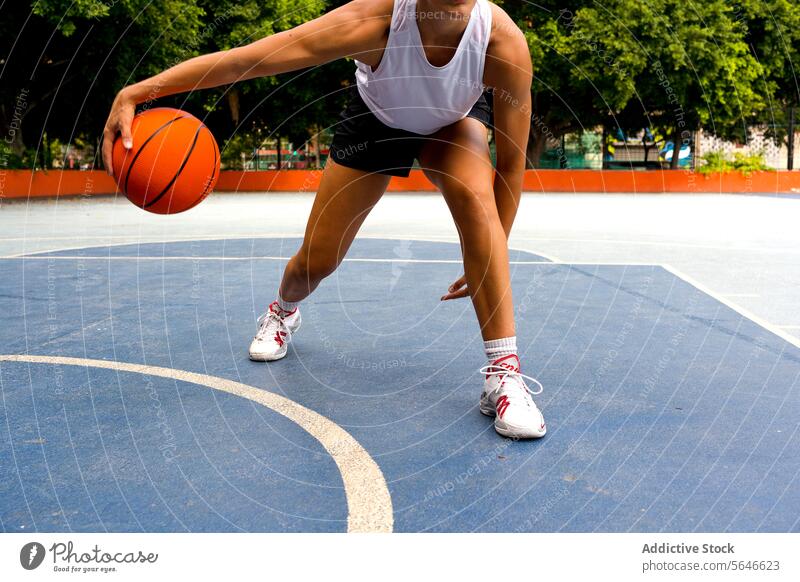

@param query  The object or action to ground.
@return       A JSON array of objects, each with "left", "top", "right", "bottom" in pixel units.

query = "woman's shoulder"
[
  {"left": 483, "top": 3, "right": 532, "bottom": 88},
  {"left": 488, "top": 3, "right": 526, "bottom": 46},
  {"left": 486, "top": 2, "right": 529, "bottom": 64},
  {"left": 340, "top": 0, "right": 395, "bottom": 24}
]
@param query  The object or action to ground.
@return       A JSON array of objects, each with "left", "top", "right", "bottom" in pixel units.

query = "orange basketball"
[{"left": 112, "top": 107, "right": 220, "bottom": 214}]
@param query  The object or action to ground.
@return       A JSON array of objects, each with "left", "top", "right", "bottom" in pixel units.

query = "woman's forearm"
[
  {"left": 493, "top": 169, "right": 524, "bottom": 239},
  {"left": 122, "top": 0, "right": 388, "bottom": 106},
  {"left": 122, "top": 49, "right": 247, "bottom": 105}
]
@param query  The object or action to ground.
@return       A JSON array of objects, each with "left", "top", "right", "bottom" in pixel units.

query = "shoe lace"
[
  {"left": 255, "top": 309, "right": 284, "bottom": 341},
  {"left": 479, "top": 365, "right": 544, "bottom": 402}
]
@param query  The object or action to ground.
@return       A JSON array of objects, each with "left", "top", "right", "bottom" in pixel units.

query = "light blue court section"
[
  {"left": 0, "top": 364, "right": 344, "bottom": 532},
  {"left": 1, "top": 238, "right": 798, "bottom": 533}
]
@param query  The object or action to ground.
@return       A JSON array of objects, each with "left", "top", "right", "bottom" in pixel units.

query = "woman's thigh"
[
  {"left": 418, "top": 117, "right": 496, "bottom": 228},
  {"left": 298, "top": 159, "right": 391, "bottom": 265},
  {"left": 418, "top": 117, "right": 493, "bottom": 195}
]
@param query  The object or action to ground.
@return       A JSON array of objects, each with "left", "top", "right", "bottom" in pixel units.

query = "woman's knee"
[{"left": 444, "top": 182, "right": 500, "bottom": 231}]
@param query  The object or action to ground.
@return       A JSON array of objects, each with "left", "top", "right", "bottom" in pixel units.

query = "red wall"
[{"left": 2, "top": 169, "right": 800, "bottom": 199}]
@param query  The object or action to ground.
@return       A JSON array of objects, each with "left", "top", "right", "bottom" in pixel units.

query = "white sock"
[
  {"left": 484, "top": 336, "right": 518, "bottom": 365},
  {"left": 275, "top": 294, "right": 299, "bottom": 315}
]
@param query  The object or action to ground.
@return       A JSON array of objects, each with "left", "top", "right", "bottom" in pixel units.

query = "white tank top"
[{"left": 354, "top": 0, "right": 493, "bottom": 135}]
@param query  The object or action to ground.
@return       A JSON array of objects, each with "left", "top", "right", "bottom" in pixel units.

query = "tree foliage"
[
  {"left": 733, "top": 0, "right": 800, "bottom": 142},
  {"left": 501, "top": 0, "right": 775, "bottom": 166},
  {"left": 1, "top": 0, "right": 204, "bottom": 162},
  {"left": 2, "top": 0, "right": 798, "bottom": 169},
  {"left": 190, "top": 0, "right": 345, "bottom": 152}
]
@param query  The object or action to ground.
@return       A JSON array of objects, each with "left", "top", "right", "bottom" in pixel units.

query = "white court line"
[
  {"left": 0, "top": 235, "right": 313, "bottom": 244},
  {"left": 3, "top": 234, "right": 356, "bottom": 258},
  {"left": 5, "top": 234, "right": 445, "bottom": 258},
  {"left": 5, "top": 248, "right": 796, "bottom": 351},
  {"left": 663, "top": 264, "right": 800, "bottom": 351},
  {"left": 5, "top": 233, "right": 799, "bottom": 256},
  {"left": 0, "top": 354, "right": 393, "bottom": 533},
  {"left": 0, "top": 255, "right": 659, "bottom": 266},
  {"left": 3, "top": 255, "right": 453, "bottom": 263},
  {"left": 2, "top": 234, "right": 563, "bottom": 263},
  {"left": 511, "top": 236, "right": 800, "bottom": 255},
  {"left": 0, "top": 235, "right": 316, "bottom": 241},
  {"left": 721, "top": 293, "right": 761, "bottom": 298},
  {"left": 1, "top": 234, "right": 455, "bottom": 243}
]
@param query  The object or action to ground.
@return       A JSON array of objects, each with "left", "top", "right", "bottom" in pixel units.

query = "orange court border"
[{"left": 3, "top": 169, "right": 800, "bottom": 199}]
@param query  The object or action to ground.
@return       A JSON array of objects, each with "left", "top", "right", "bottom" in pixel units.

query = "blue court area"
[{"left": 1, "top": 238, "right": 798, "bottom": 532}]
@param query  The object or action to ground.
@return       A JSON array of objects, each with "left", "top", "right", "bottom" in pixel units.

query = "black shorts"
[{"left": 328, "top": 85, "right": 494, "bottom": 177}]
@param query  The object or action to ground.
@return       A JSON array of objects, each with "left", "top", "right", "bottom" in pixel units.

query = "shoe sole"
[
  {"left": 249, "top": 350, "right": 288, "bottom": 362},
  {"left": 494, "top": 423, "right": 546, "bottom": 439},
  {"left": 248, "top": 318, "right": 302, "bottom": 362},
  {"left": 480, "top": 401, "right": 546, "bottom": 439}
]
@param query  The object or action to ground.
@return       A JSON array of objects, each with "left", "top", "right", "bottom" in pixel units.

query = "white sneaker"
[
  {"left": 248, "top": 302, "right": 302, "bottom": 362},
  {"left": 479, "top": 354, "right": 546, "bottom": 439}
]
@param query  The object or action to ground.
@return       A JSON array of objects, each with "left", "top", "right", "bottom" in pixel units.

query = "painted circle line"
[{"left": 0, "top": 354, "right": 394, "bottom": 533}]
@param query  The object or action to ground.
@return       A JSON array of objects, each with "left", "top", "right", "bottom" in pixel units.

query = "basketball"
[{"left": 112, "top": 107, "right": 220, "bottom": 214}]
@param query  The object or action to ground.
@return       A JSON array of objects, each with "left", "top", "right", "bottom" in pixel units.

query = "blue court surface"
[{"left": 1, "top": 237, "right": 799, "bottom": 533}]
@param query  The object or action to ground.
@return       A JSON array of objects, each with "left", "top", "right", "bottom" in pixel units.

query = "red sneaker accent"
[
  {"left": 496, "top": 395, "right": 511, "bottom": 418},
  {"left": 486, "top": 354, "right": 520, "bottom": 378},
  {"left": 274, "top": 330, "right": 287, "bottom": 347},
  {"left": 269, "top": 301, "right": 297, "bottom": 318}
]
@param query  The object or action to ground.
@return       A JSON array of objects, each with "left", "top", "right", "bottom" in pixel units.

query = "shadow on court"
[{"left": 1, "top": 238, "right": 798, "bottom": 532}]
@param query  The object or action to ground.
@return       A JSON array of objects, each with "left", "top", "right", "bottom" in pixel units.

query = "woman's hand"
[
  {"left": 440, "top": 274, "right": 469, "bottom": 301},
  {"left": 102, "top": 88, "right": 136, "bottom": 177}
]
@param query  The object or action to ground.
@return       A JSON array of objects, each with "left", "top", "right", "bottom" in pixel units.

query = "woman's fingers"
[
  {"left": 102, "top": 128, "right": 115, "bottom": 176},
  {"left": 102, "top": 91, "right": 136, "bottom": 176},
  {"left": 119, "top": 107, "right": 134, "bottom": 149},
  {"left": 441, "top": 274, "right": 469, "bottom": 301},
  {"left": 448, "top": 275, "right": 466, "bottom": 292},
  {"left": 440, "top": 287, "right": 470, "bottom": 301}
]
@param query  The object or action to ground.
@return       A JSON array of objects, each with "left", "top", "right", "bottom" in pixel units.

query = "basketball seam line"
[
  {"left": 122, "top": 115, "right": 187, "bottom": 196},
  {"left": 189, "top": 128, "right": 218, "bottom": 210},
  {"left": 144, "top": 123, "right": 204, "bottom": 210}
]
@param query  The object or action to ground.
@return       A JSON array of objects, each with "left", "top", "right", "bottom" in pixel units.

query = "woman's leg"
[
  {"left": 280, "top": 159, "right": 391, "bottom": 302},
  {"left": 419, "top": 117, "right": 544, "bottom": 438},
  {"left": 249, "top": 159, "right": 390, "bottom": 361},
  {"left": 418, "top": 117, "right": 514, "bottom": 341}
]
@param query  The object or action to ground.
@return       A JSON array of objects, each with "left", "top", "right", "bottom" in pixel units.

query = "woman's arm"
[
  {"left": 484, "top": 8, "right": 533, "bottom": 237},
  {"left": 102, "top": 0, "right": 392, "bottom": 174}
]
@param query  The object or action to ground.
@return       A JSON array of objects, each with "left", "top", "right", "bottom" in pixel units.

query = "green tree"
[
  {"left": 190, "top": 0, "right": 346, "bottom": 164},
  {"left": 0, "top": 1, "right": 342, "bottom": 169},
  {"left": 737, "top": 0, "right": 800, "bottom": 106},
  {"left": 504, "top": 0, "right": 766, "bottom": 168},
  {"left": 620, "top": 0, "right": 764, "bottom": 168},
  {"left": 3, "top": 0, "right": 786, "bottom": 171},
  {"left": 0, "top": 1, "right": 204, "bottom": 163},
  {"left": 499, "top": 1, "right": 599, "bottom": 167},
  {"left": 735, "top": 0, "right": 800, "bottom": 149}
]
